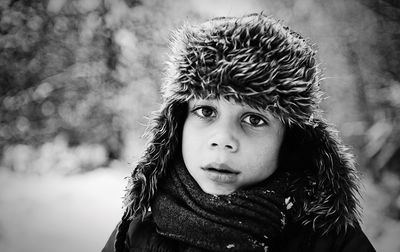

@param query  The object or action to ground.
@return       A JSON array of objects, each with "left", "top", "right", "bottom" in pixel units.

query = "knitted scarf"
[{"left": 151, "top": 160, "right": 293, "bottom": 252}]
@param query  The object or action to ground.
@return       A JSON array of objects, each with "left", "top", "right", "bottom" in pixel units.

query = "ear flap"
[
  {"left": 286, "top": 118, "right": 361, "bottom": 234},
  {"left": 123, "top": 100, "right": 186, "bottom": 220}
]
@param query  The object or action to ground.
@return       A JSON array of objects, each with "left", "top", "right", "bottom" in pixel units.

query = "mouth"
[
  {"left": 201, "top": 163, "right": 239, "bottom": 184},
  {"left": 201, "top": 163, "right": 240, "bottom": 174}
]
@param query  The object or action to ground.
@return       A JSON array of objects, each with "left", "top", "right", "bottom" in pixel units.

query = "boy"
[{"left": 103, "top": 13, "right": 375, "bottom": 251}]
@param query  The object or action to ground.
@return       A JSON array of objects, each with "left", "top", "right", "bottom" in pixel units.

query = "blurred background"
[{"left": 0, "top": 0, "right": 399, "bottom": 251}]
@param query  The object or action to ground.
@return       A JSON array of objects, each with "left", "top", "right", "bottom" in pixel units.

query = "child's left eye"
[{"left": 243, "top": 114, "right": 267, "bottom": 127}]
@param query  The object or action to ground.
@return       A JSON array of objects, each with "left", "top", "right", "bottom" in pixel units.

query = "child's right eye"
[{"left": 192, "top": 106, "right": 216, "bottom": 119}]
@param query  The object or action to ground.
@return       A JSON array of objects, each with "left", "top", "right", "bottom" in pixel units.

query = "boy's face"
[{"left": 182, "top": 98, "right": 285, "bottom": 195}]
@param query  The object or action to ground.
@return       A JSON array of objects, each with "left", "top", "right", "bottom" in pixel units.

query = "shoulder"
[
  {"left": 280, "top": 223, "right": 376, "bottom": 252},
  {"left": 101, "top": 215, "right": 151, "bottom": 252},
  {"left": 102, "top": 213, "right": 181, "bottom": 252}
]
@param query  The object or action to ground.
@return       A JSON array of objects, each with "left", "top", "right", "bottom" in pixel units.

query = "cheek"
[
  {"left": 181, "top": 120, "right": 201, "bottom": 161},
  {"left": 247, "top": 134, "right": 283, "bottom": 171},
  {"left": 181, "top": 123, "right": 190, "bottom": 158}
]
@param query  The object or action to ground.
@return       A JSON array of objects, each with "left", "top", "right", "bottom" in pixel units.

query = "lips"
[
  {"left": 201, "top": 163, "right": 240, "bottom": 183},
  {"left": 202, "top": 163, "right": 240, "bottom": 174}
]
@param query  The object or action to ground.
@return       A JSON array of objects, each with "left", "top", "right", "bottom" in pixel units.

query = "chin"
[{"left": 201, "top": 185, "right": 237, "bottom": 195}]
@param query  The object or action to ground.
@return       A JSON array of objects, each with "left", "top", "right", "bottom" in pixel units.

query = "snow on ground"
[
  {"left": 0, "top": 163, "right": 128, "bottom": 252},
  {"left": 0, "top": 164, "right": 399, "bottom": 252}
]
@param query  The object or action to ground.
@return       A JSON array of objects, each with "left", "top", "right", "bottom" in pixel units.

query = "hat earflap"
[
  {"left": 286, "top": 118, "right": 361, "bottom": 234},
  {"left": 123, "top": 100, "right": 186, "bottom": 220}
]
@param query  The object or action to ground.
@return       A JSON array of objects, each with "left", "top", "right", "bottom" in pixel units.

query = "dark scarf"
[{"left": 151, "top": 160, "right": 293, "bottom": 252}]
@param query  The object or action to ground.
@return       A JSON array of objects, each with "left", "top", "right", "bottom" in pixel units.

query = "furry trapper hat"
[{"left": 120, "top": 13, "right": 360, "bottom": 240}]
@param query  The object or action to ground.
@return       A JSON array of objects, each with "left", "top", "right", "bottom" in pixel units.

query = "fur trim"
[
  {"left": 284, "top": 119, "right": 361, "bottom": 235},
  {"left": 123, "top": 13, "right": 361, "bottom": 235}
]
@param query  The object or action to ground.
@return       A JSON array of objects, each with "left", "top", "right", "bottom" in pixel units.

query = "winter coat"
[{"left": 101, "top": 213, "right": 375, "bottom": 252}]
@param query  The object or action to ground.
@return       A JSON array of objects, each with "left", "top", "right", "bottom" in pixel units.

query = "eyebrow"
[
  {"left": 240, "top": 105, "right": 273, "bottom": 117},
  {"left": 190, "top": 99, "right": 216, "bottom": 107}
]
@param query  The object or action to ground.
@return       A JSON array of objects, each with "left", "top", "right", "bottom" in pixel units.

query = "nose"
[{"left": 208, "top": 132, "right": 239, "bottom": 153}]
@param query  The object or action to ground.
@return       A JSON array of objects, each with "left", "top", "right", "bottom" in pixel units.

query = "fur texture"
[{"left": 121, "top": 13, "right": 361, "bottom": 241}]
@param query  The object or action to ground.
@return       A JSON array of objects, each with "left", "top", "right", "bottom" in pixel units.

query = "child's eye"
[
  {"left": 192, "top": 106, "right": 216, "bottom": 119},
  {"left": 243, "top": 114, "right": 267, "bottom": 127}
]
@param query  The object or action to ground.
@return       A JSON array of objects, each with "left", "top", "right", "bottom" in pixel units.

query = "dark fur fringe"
[{"left": 287, "top": 119, "right": 361, "bottom": 234}]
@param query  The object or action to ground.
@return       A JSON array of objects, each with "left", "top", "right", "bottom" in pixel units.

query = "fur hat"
[{"left": 122, "top": 13, "right": 360, "bottom": 236}]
